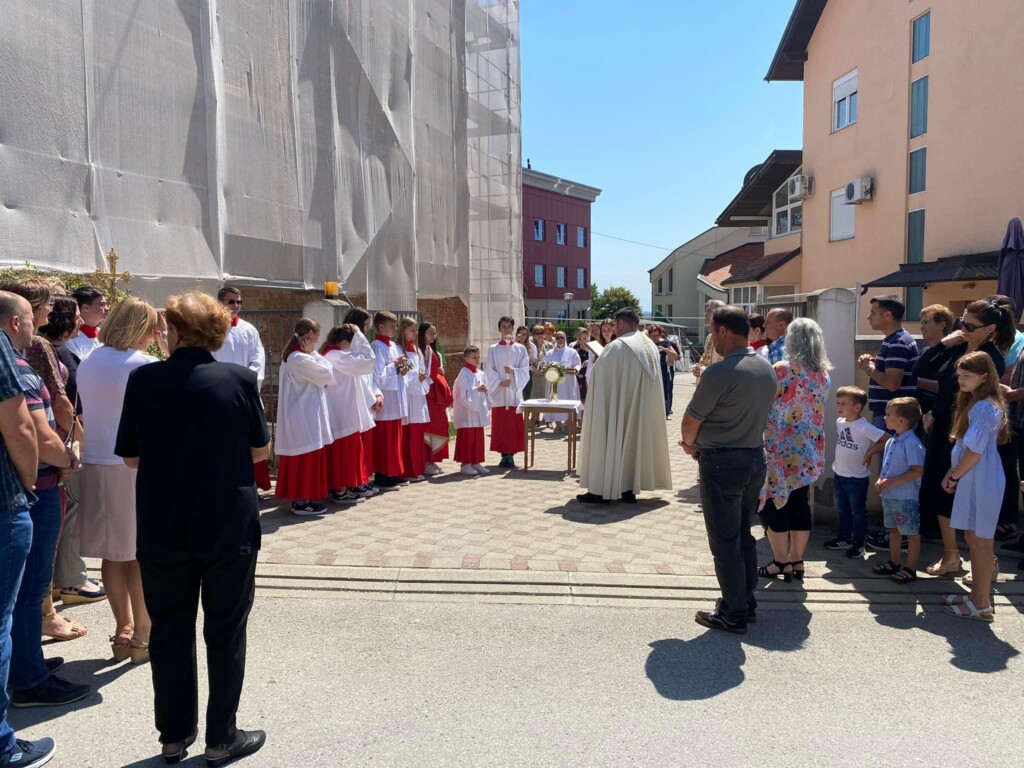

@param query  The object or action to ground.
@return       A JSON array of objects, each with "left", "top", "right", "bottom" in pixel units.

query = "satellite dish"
[{"left": 742, "top": 164, "right": 763, "bottom": 187}]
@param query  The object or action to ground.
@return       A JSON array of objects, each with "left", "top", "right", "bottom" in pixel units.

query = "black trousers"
[
  {"left": 140, "top": 553, "right": 258, "bottom": 747},
  {"left": 998, "top": 434, "right": 1022, "bottom": 527},
  {"left": 698, "top": 448, "right": 766, "bottom": 625}
]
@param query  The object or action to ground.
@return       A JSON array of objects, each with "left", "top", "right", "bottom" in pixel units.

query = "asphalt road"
[{"left": 11, "top": 596, "right": 1023, "bottom": 767}]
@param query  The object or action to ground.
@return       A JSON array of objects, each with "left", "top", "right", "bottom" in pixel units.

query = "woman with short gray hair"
[{"left": 757, "top": 318, "right": 832, "bottom": 581}]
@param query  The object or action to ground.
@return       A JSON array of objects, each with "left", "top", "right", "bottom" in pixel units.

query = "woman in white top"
[
  {"left": 542, "top": 331, "right": 582, "bottom": 429},
  {"left": 274, "top": 318, "right": 334, "bottom": 515},
  {"left": 322, "top": 324, "right": 376, "bottom": 503},
  {"left": 342, "top": 308, "right": 384, "bottom": 489},
  {"left": 77, "top": 297, "right": 161, "bottom": 662}
]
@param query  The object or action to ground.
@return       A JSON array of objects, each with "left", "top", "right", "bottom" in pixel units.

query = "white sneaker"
[
  {"left": 472, "top": 464, "right": 490, "bottom": 475},
  {"left": 409, "top": 475, "right": 426, "bottom": 483},
  {"left": 424, "top": 463, "right": 442, "bottom": 476},
  {"left": 460, "top": 464, "right": 479, "bottom": 476}
]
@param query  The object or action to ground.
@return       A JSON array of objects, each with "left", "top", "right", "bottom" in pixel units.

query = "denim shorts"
[{"left": 882, "top": 497, "right": 920, "bottom": 536}]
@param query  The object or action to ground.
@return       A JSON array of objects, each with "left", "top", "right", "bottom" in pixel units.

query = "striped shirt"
[
  {"left": 0, "top": 332, "right": 29, "bottom": 511},
  {"left": 868, "top": 329, "right": 919, "bottom": 416},
  {"left": 14, "top": 352, "right": 60, "bottom": 490}
]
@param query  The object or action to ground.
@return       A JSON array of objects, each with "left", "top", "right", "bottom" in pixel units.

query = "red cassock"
[
  {"left": 425, "top": 350, "right": 452, "bottom": 461},
  {"left": 454, "top": 427, "right": 485, "bottom": 465},
  {"left": 328, "top": 432, "right": 365, "bottom": 489},
  {"left": 373, "top": 418, "right": 406, "bottom": 476},
  {"left": 253, "top": 459, "right": 272, "bottom": 491},
  {"left": 275, "top": 448, "right": 328, "bottom": 501},
  {"left": 360, "top": 429, "right": 375, "bottom": 484},
  {"left": 489, "top": 406, "right": 525, "bottom": 454},
  {"left": 402, "top": 423, "right": 428, "bottom": 478}
]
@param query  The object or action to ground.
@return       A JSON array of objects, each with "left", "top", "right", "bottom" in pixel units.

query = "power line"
[{"left": 591, "top": 231, "right": 674, "bottom": 251}]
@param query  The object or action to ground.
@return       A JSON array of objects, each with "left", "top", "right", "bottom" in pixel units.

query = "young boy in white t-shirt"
[{"left": 824, "top": 386, "right": 890, "bottom": 558}]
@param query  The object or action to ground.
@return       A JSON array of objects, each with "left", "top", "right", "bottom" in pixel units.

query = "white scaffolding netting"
[{"left": 0, "top": 0, "right": 522, "bottom": 348}]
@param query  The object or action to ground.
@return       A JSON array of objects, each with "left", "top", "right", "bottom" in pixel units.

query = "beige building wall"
[
  {"left": 649, "top": 226, "right": 763, "bottom": 324},
  {"left": 798, "top": 1, "right": 1024, "bottom": 333},
  {"left": 764, "top": 230, "right": 800, "bottom": 259}
]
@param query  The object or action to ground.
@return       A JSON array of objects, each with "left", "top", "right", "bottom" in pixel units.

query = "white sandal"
[{"left": 943, "top": 598, "right": 994, "bottom": 622}]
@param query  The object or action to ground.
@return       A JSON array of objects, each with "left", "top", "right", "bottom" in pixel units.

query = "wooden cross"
[{"left": 93, "top": 248, "right": 133, "bottom": 302}]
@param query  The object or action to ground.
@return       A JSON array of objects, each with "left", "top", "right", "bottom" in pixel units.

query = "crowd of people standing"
[{"left": 683, "top": 294, "right": 1024, "bottom": 634}]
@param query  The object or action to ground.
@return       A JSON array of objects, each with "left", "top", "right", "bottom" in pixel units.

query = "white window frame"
[
  {"left": 533, "top": 219, "right": 544, "bottom": 241},
  {"left": 656, "top": 276, "right": 663, "bottom": 294},
  {"left": 556, "top": 223, "right": 566, "bottom": 245},
  {"left": 772, "top": 170, "right": 804, "bottom": 238},
  {"left": 577, "top": 267, "right": 586, "bottom": 289},
  {"left": 556, "top": 266, "right": 566, "bottom": 288},
  {"left": 577, "top": 226, "right": 586, "bottom": 248},
  {"left": 667, "top": 267, "right": 674, "bottom": 293},
  {"left": 534, "top": 264, "right": 544, "bottom": 286},
  {"left": 832, "top": 69, "right": 858, "bottom": 132},
  {"left": 830, "top": 188, "right": 856, "bottom": 242},
  {"left": 729, "top": 286, "right": 758, "bottom": 307}
]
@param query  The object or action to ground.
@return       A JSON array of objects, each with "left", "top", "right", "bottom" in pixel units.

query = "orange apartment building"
[{"left": 766, "top": 0, "right": 1024, "bottom": 331}]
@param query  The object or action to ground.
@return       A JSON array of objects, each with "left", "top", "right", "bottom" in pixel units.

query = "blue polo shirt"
[{"left": 879, "top": 429, "right": 925, "bottom": 501}]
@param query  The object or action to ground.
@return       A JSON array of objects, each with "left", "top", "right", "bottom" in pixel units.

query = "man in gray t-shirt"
[{"left": 680, "top": 306, "right": 776, "bottom": 634}]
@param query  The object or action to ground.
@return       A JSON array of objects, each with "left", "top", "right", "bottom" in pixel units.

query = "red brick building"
[{"left": 522, "top": 167, "right": 601, "bottom": 322}]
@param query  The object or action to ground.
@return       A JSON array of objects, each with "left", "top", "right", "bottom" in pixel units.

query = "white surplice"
[
  {"left": 484, "top": 341, "right": 530, "bottom": 410},
  {"left": 275, "top": 351, "right": 335, "bottom": 456}
]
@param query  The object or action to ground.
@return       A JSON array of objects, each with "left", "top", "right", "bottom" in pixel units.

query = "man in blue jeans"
[
  {"left": 680, "top": 306, "right": 777, "bottom": 634},
  {"left": 0, "top": 290, "right": 55, "bottom": 768}
]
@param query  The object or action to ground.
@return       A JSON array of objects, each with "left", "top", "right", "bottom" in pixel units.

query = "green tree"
[{"left": 592, "top": 285, "right": 641, "bottom": 319}]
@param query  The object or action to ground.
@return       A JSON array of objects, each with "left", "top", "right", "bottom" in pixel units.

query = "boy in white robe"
[
  {"left": 371, "top": 311, "right": 411, "bottom": 488},
  {"left": 484, "top": 316, "right": 530, "bottom": 469},
  {"left": 453, "top": 346, "right": 491, "bottom": 476}
]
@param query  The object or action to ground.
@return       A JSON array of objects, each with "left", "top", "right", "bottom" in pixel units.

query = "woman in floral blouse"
[{"left": 758, "top": 318, "right": 832, "bottom": 582}]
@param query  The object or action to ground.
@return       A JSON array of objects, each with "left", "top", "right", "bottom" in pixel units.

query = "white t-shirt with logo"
[{"left": 833, "top": 417, "right": 887, "bottom": 479}]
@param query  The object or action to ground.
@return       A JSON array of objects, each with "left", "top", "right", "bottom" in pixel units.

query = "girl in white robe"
[
  {"left": 275, "top": 319, "right": 335, "bottom": 515},
  {"left": 322, "top": 324, "right": 377, "bottom": 503}
]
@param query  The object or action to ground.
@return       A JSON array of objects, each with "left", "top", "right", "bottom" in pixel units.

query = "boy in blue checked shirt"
[{"left": 870, "top": 397, "right": 925, "bottom": 583}]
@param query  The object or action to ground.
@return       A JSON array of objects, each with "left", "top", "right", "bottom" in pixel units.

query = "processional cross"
[{"left": 93, "top": 248, "right": 133, "bottom": 302}]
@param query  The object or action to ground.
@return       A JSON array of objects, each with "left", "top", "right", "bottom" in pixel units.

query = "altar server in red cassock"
[
  {"left": 371, "top": 311, "right": 410, "bottom": 488},
  {"left": 398, "top": 316, "right": 431, "bottom": 481},
  {"left": 453, "top": 346, "right": 491, "bottom": 476},
  {"left": 275, "top": 318, "right": 335, "bottom": 515},
  {"left": 420, "top": 323, "right": 452, "bottom": 475},
  {"left": 484, "top": 316, "right": 530, "bottom": 469},
  {"left": 343, "top": 308, "right": 383, "bottom": 489},
  {"left": 322, "top": 323, "right": 379, "bottom": 505}
]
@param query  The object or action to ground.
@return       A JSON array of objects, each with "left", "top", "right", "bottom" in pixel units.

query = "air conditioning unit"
[
  {"left": 788, "top": 174, "right": 813, "bottom": 200},
  {"left": 845, "top": 176, "right": 874, "bottom": 204}
]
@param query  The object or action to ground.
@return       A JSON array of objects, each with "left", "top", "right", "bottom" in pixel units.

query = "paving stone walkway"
[{"left": 257, "top": 377, "right": 1021, "bottom": 585}]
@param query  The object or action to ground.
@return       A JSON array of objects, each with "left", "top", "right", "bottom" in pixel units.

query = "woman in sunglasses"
[{"left": 916, "top": 298, "right": 1015, "bottom": 579}]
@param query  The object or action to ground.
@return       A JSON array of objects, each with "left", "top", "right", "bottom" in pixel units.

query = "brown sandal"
[{"left": 42, "top": 610, "right": 88, "bottom": 642}]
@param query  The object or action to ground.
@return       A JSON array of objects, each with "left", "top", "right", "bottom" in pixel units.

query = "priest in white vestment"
[{"left": 577, "top": 308, "right": 672, "bottom": 503}]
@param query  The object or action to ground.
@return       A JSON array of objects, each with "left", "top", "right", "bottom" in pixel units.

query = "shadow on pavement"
[
  {"left": 546, "top": 499, "right": 668, "bottom": 525},
  {"left": 8, "top": 657, "right": 137, "bottom": 730},
  {"left": 645, "top": 590, "right": 811, "bottom": 700}
]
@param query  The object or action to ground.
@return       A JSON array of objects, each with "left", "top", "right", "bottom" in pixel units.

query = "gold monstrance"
[{"left": 93, "top": 248, "right": 133, "bottom": 303}]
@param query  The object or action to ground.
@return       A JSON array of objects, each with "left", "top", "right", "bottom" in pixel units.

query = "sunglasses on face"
[
  {"left": 225, "top": 299, "right": 243, "bottom": 306},
  {"left": 960, "top": 318, "right": 987, "bottom": 333}
]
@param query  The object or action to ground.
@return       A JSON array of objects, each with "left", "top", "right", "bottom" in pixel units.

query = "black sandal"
[
  {"left": 758, "top": 560, "right": 791, "bottom": 581},
  {"left": 890, "top": 566, "right": 917, "bottom": 584},
  {"left": 871, "top": 559, "right": 901, "bottom": 575},
  {"left": 790, "top": 560, "right": 805, "bottom": 580}
]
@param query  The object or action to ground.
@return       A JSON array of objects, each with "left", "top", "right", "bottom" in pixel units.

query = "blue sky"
[{"left": 520, "top": 0, "right": 804, "bottom": 313}]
